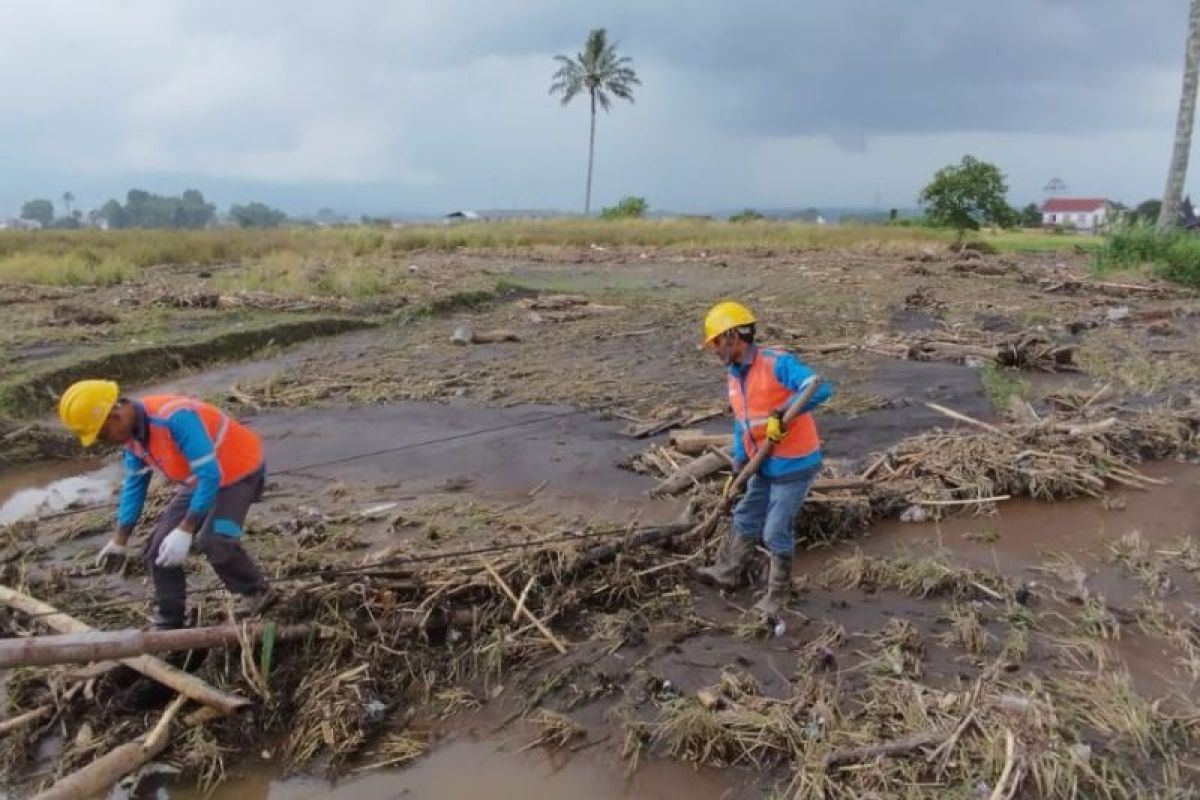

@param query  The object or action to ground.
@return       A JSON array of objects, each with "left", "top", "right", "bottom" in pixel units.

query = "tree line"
[{"left": 17, "top": 190, "right": 289, "bottom": 229}]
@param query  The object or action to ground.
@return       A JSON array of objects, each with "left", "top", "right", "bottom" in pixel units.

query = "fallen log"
[
  {"left": 32, "top": 695, "right": 186, "bottom": 800},
  {"left": 0, "top": 585, "right": 249, "bottom": 715},
  {"left": 0, "top": 622, "right": 313, "bottom": 668},
  {"left": 668, "top": 431, "right": 732, "bottom": 455},
  {"left": 650, "top": 449, "right": 731, "bottom": 495}
]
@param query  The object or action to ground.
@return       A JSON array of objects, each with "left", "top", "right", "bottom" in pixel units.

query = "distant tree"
[
  {"left": 600, "top": 195, "right": 647, "bottom": 219},
  {"left": 1044, "top": 177, "right": 1067, "bottom": 196},
  {"left": 1019, "top": 202, "right": 1042, "bottom": 227},
  {"left": 550, "top": 28, "right": 640, "bottom": 215},
  {"left": 61, "top": 191, "right": 74, "bottom": 217},
  {"left": 20, "top": 199, "right": 54, "bottom": 227},
  {"left": 730, "top": 208, "right": 765, "bottom": 223},
  {"left": 918, "top": 156, "right": 1016, "bottom": 237},
  {"left": 102, "top": 188, "right": 215, "bottom": 229},
  {"left": 230, "top": 201, "right": 288, "bottom": 228},
  {"left": 1131, "top": 199, "right": 1162, "bottom": 224},
  {"left": 98, "top": 199, "right": 127, "bottom": 228},
  {"left": 1160, "top": 0, "right": 1200, "bottom": 231}
]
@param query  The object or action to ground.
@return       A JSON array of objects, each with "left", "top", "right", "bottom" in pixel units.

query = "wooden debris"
[
  {"left": 0, "top": 585, "right": 250, "bottom": 715},
  {"left": 0, "top": 706, "right": 51, "bottom": 737},
  {"left": 0, "top": 622, "right": 314, "bottom": 668},
  {"left": 32, "top": 695, "right": 188, "bottom": 800},
  {"left": 479, "top": 558, "right": 568, "bottom": 654},
  {"left": 824, "top": 730, "right": 945, "bottom": 769},
  {"left": 651, "top": 450, "right": 731, "bottom": 496},
  {"left": 668, "top": 431, "right": 733, "bottom": 455}
]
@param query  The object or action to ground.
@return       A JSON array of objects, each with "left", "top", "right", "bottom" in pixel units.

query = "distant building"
[
  {"left": 1040, "top": 198, "right": 1111, "bottom": 231},
  {"left": 0, "top": 218, "right": 42, "bottom": 230},
  {"left": 444, "top": 210, "right": 480, "bottom": 223}
]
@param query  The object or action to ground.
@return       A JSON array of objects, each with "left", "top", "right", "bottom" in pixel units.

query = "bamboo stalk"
[{"left": 0, "top": 585, "right": 249, "bottom": 715}]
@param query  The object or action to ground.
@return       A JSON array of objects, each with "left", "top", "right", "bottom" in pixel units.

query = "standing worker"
[
  {"left": 57, "top": 380, "right": 274, "bottom": 629},
  {"left": 696, "top": 302, "right": 832, "bottom": 615}
]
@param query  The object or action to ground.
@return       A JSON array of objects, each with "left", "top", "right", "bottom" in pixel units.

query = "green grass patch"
[
  {"left": 980, "top": 363, "right": 1029, "bottom": 410},
  {"left": 979, "top": 229, "right": 1103, "bottom": 254},
  {"left": 1095, "top": 225, "right": 1200, "bottom": 288}
]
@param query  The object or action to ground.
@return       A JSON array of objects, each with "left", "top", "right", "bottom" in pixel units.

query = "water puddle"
[
  {"left": 0, "top": 460, "right": 119, "bottom": 525},
  {"left": 159, "top": 737, "right": 740, "bottom": 800}
]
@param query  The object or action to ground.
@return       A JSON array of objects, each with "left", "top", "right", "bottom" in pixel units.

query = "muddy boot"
[
  {"left": 752, "top": 553, "right": 794, "bottom": 616},
  {"left": 695, "top": 532, "right": 756, "bottom": 590},
  {"left": 233, "top": 587, "right": 278, "bottom": 620}
]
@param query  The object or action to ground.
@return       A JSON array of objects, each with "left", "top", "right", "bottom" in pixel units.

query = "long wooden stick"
[
  {"left": 32, "top": 695, "right": 187, "bottom": 800},
  {"left": 0, "top": 623, "right": 313, "bottom": 668},
  {"left": 478, "top": 559, "right": 568, "bottom": 654},
  {"left": 0, "top": 706, "right": 51, "bottom": 736},
  {"left": 923, "top": 402, "right": 1008, "bottom": 437},
  {"left": 0, "top": 585, "right": 249, "bottom": 715}
]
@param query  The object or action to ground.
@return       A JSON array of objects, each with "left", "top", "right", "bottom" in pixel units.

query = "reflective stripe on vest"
[
  {"left": 127, "top": 395, "right": 262, "bottom": 488},
  {"left": 727, "top": 350, "right": 820, "bottom": 461}
]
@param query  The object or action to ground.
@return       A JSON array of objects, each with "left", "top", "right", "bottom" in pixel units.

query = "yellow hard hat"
[
  {"left": 702, "top": 301, "right": 756, "bottom": 344},
  {"left": 58, "top": 379, "right": 119, "bottom": 447}
]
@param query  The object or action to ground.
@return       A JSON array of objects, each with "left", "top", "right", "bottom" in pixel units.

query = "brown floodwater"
[{"left": 158, "top": 735, "right": 742, "bottom": 800}]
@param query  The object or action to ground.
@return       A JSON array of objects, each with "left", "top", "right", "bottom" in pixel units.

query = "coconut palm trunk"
[
  {"left": 1159, "top": 0, "right": 1200, "bottom": 232},
  {"left": 586, "top": 91, "right": 597, "bottom": 215}
]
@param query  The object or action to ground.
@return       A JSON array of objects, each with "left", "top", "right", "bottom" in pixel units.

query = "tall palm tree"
[
  {"left": 1159, "top": 0, "right": 1200, "bottom": 232},
  {"left": 550, "top": 28, "right": 640, "bottom": 215}
]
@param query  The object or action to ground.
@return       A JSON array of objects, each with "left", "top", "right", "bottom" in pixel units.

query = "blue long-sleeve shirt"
[
  {"left": 116, "top": 402, "right": 220, "bottom": 534},
  {"left": 729, "top": 347, "right": 833, "bottom": 478}
]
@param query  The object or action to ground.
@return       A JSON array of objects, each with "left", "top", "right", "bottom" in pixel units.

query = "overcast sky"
[{"left": 0, "top": 1, "right": 1193, "bottom": 216}]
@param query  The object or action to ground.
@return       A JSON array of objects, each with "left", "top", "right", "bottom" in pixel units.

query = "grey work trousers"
[{"left": 141, "top": 469, "right": 268, "bottom": 628}]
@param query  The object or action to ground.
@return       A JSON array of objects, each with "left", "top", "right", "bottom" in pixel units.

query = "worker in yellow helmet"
[
  {"left": 58, "top": 379, "right": 273, "bottom": 629},
  {"left": 696, "top": 301, "right": 833, "bottom": 615}
]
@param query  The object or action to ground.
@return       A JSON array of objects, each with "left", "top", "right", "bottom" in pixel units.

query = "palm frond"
[{"left": 549, "top": 27, "right": 638, "bottom": 109}]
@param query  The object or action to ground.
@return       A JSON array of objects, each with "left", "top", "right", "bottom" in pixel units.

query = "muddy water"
[
  {"left": 246, "top": 401, "right": 682, "bottom": 524},
  {"left": 801, "top": 460, "right": 1199, "bottom": 581},
  {"left": 0, "top": 460, "right": 118, "bottom": 525},
  {"left": 162, "top": 736, "right": 740, "bottom": 800}
]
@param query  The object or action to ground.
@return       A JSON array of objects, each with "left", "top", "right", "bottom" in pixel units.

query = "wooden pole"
[
  {"left": 32, "top": 695, "right": 187, "bottom": 800},
  {"left": 0, "top": 585, "right": 249, "bottom": 715},
  {"left": 0, "top": 623, "right": 313, "bottom": 668}
]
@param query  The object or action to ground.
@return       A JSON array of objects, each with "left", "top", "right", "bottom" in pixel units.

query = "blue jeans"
[{"left": 731, "top": 472, "right": 815, "bottom": 556}]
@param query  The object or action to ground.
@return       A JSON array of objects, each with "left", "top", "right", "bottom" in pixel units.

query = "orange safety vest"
[
  {"left": 727, "top": 349, "right": 821, "bottom": 463},
  {"left": 128, "top": 395, "right": 263, "bottom": 488}
]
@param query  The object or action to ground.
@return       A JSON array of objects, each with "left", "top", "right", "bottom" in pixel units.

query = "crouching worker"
[
  {"left": 58, "top": 380, "right": 274, "bottom": 629},
  {"left": 696, "top": 302, "right": 832, "bottom": 615}
]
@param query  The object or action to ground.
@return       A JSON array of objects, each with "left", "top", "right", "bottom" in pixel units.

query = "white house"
[{"left": 1040, "top": 198, "right": 1111, "bottom": 231}]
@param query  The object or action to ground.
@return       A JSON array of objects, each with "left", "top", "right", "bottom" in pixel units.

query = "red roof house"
[{"left": 1040, "top": 198, "right": 1111, "bottom": 230}]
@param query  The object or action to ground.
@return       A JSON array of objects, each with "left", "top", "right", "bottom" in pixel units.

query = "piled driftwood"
[
  {"left": 788, "top": 331, "right": 1077, "bottom": 373},
  {"left": 632, "top": 397, "right": 1200, "bottom": 533}
]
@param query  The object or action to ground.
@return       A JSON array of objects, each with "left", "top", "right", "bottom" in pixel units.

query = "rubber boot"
[
  {"left": 752, "top": 553, "right": 794, "bottom": 616},
  {"left": 234, "top": 586, "right": 278, "bottom": 619},
  {"left": 695, "top": 531, "right": 756, "bottom": 589}
]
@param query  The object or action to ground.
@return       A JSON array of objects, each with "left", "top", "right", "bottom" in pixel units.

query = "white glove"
[
  {"left": 95, "top": 539, "right": 128, "bottom": 568},
  {"left": 155, "top": 528, "right": 193, "bottom": 568}
]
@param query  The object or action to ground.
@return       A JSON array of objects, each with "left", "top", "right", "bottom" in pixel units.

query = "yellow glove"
[{"left": 765, "top": 413, "right": 786, "bottom": 443}]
